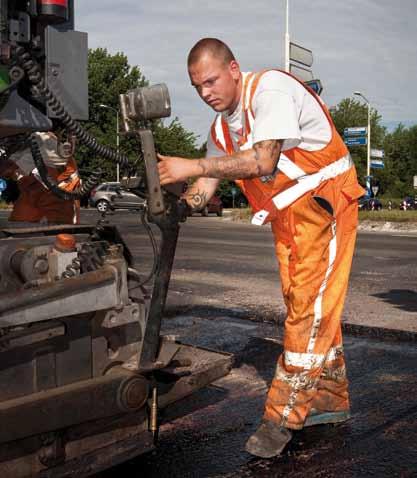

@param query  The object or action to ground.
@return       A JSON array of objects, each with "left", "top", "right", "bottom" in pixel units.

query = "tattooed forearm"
[
  {"left": 185, "top": 189, "right": 208, "bottom": 211},
  {"left": 197, "top": 151, "right": 259, "bottom": 180},
  {"left": 197, "top": 140, "right": 282, "bottom": 180}
]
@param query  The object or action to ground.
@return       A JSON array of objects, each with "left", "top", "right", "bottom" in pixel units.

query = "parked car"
[
  {"left": 89, "top": 182, "right": 144, "bottom": 212},
  {"left": 399, "top": 196, "right": 417, "bottom": 210},
  {"left": 358, "top": 197, "right": 382, "bottom": 211},
  {"left": 190, "top": 195, "right": 223, "bottom": 217}
]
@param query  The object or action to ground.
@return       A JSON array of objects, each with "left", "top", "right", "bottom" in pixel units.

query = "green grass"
[
  {"left": 231, "top": 207, "right": 417, "bottom": 223},
  {"left": 230, "top": 208, "right": 252, "bottom": 222},
  {"left": 359, "top": 209, "right": 417, "bottom": 222}
]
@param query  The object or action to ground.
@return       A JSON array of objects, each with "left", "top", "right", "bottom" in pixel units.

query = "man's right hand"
[{"left": 157, "top": 154, "right": 202, "bottom": 185}]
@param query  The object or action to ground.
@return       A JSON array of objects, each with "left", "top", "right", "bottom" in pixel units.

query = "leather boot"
[{"left": 245, "top": 419, "right": 293, "bottom": 458}]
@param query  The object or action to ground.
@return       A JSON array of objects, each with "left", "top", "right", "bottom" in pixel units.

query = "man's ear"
[{"left": 229, "top": 60, "right": 241, "bottom": 80}]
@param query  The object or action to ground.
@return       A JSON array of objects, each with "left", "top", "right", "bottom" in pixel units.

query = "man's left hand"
[{"left": 157, "top": 154, "right": 201, "bottom": 185}]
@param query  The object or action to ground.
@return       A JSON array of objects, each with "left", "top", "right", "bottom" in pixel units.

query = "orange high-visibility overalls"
[
  {"left": 210, "top": 70, "right": 365, "bottom": 429},
  {"left": 10, "top": 157, "right": 81, "bottom": 225}
]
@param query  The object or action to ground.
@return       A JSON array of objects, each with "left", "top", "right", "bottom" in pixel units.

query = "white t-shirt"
[{"left": 206, "top": 70, "right": 332, "bottom": 158}]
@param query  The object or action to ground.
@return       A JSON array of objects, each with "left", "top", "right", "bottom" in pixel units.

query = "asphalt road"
[
  {"left": 1, "top": 210, "right": 416, "bottom": 477},
  {"left": 64, "top": 209, "right": 417, "bottom": 335},
  {"left": 89, "top": 210, "right": 416, "bottom": 477},
  {"left": 97, "top": 315, "right": 417, "bottom": 478}
]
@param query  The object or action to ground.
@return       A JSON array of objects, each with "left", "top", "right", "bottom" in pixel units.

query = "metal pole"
[
  {"left": 353, "top": 92, "right": 371, "bottom": 196},
  {"left": 284, "top": 0, "right": 290, "bottom": 72},
  {"left": 99, "top": 104, "right": 120, "bottom": 182},
  {"left": 367, "top": 101, "right": 371, "bottom": 182},
  {"left": 116, "top": 112, "right": 120, "bottom": 183}
]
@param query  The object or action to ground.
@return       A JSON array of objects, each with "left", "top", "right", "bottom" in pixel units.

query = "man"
[
  {"left": 0, "top": 131, "right": 81, "bottom": 225},
  {"left": 158, "top": 38, "right": 364, "bottom": 458}
]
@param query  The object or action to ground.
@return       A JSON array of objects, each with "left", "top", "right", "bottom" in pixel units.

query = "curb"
[
  {"left": 341, "top": 322, "right": 417, "bottom": 343},
  {"left": 165, "top": 304, "right": 417, "bottom": 344}
]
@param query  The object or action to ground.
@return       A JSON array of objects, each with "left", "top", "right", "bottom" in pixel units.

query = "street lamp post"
[
  {"left": 99, "top": 104, "right": 120, "bottom": 183},
  {"left": 354, "top": 91, "right": 371, "bottom": 196},
  {"left": 284, "top": 0, "right": 290, "bottom": 72}
]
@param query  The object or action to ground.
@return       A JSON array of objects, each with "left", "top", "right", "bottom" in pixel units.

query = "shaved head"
[
  {"left": 187, "top": 38, "right": 242, "bottom": 114},
  {"left": 188, "top": 38, "right": 236, "bottom": 67}
]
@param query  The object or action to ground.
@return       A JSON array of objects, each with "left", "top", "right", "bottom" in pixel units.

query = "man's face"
[{"left": 188, "top": 54, "right": 241, "bottom": 114}]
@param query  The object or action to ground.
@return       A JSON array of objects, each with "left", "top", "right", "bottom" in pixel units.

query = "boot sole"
[{"left": 304, "top": 410, "right": 351, "bottom": 427}]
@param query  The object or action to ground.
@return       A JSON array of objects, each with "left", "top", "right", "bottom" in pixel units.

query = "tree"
[
  {"left": 382, "top": 124, "right": 417, "bottom": 197},
  {"left": 75, "top": 48, "right": 147, "bottom": 180},
  {"left": 153, "top": 118, "right": 200, "bottom": 159},
  {"left": 76, "top": 48, "right": 200, "bottom": 180}
]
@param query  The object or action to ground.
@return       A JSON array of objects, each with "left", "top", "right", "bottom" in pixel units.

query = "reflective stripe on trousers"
[{"left": 263, "top": 189, "right": 357, "bottom": 429}]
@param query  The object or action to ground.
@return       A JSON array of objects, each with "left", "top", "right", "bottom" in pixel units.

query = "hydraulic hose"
[
  {"left": 30, "top": 134, "right": 101, "bottom": 200},
  {"left": 15, "top": 46, "right": 132, "bottom": 198},
  {"left": 16, "top": 46, "right": 130, "bottom": 168}
]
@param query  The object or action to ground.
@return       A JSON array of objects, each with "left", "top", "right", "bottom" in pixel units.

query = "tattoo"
[
  {"left": 186, "top": 189, "right": 208, "bottom": 211},
  {"left": 253, "top": 140, "right": 280, "bottom": 163},
  {"left": 197, "top": 154, "right": 256, "bottom": 180},
  {"left": 197, "top": 140, "right": 281, "bottom": 180}
]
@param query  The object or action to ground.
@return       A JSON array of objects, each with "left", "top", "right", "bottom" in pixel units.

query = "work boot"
[
  {"left": 245, "top": 419, "right": 293, "bottom": 458},
  {"left": 304, "top": 408, "right": 351, "bottom": 427}
]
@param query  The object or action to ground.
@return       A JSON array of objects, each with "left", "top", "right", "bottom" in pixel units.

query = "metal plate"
[{"left": 45, "top": 26, "right": 89, "bottom": 121}]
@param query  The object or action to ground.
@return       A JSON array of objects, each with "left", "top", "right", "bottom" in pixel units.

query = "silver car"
[{"left": 89, "top": 182, "right": 144, "bottom": 212}]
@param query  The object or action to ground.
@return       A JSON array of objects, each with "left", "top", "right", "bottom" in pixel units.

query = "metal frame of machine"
[{"left": 0, "top": 2, "right": 232, "bottom": 476}]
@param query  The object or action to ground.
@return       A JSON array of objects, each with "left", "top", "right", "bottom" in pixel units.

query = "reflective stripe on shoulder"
[
  {"left": 244, "top": 73, "right": 257, "bottom": 111},
  {"left": 221, "top": 116, "right": 234, "bottom": 153},
  {"left": 247, "top": 69, "right": 269, "bottom": 117},
  {"left": 213, "top": 115, "right": 226, "bottom": 152}
]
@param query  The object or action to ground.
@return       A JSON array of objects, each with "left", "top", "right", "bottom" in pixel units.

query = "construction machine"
[{"left": 0, "top": 2, "right": 232, "bottom": 476}]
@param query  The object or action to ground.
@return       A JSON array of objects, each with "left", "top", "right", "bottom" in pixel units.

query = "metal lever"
[{"left": 138, "top": 129, "right": 165, "bottom": 216}]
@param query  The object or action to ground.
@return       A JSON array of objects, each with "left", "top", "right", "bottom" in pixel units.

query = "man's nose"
[{"left": 201, "top": 86, "right": 211, "bottom": 101}]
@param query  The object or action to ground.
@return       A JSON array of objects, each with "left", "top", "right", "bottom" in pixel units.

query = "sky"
[{"left": 76, "top": 0, "right": 417, "bottom": 145}]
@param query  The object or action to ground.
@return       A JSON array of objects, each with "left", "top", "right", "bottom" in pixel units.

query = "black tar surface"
[{"left": 97, "top": 314, "right": 417, "bottom": 478}]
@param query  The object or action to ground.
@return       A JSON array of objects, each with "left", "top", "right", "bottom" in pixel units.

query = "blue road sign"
[
  {"left": 305, "top": 79, "right": 323, "bottom": 96},
  {"left": 0, "top": 179, "right": 6, "bottom": 192},
  {"left": 345, "top": 136, "right": 367, "bottom": 146},
  {"left": 371, "top": 160, "right": 384, "bottom": 169},
  {"left": 344, "top": 127, "right": 367, "bottom": 137}
]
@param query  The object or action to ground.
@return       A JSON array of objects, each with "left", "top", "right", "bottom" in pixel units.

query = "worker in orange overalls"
[
  {"left": 0, "top": 131, "right": 81, "bottom": 225},
  {"left": 157, "top": 38, "right": 365, "bottom": 458}
]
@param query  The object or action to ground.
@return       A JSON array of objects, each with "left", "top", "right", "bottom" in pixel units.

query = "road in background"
[
  {"left": 1, "top": 209, "right": 414, "bottom": 333},
  {"left": 58, "top": 210, "right": 416, "bottom": 336}
]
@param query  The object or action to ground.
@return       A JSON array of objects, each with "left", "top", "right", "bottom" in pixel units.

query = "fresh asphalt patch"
[{"left": 97, "top": 313, "right": 417, "bottom": 478}]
